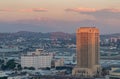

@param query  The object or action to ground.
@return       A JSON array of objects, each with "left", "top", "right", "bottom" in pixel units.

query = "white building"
[
  {"left": 109, "top": 67, "right": 120, "bottom": 76},
  {"left": 21, "top": 49, "right": 53, "bottom": 69},
  {"left": 0, "top": 71, "right": 8, "bottom": 78},
  {"left": 8, "top": 75, "right": 27, "bottom": 79}
]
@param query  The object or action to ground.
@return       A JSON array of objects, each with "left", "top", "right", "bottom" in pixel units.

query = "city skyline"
[{"left": 0, "top": 0, "right": 120, "bottom": 34}]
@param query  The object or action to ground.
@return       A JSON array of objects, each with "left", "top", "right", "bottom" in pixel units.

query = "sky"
[{"left": 0, "top": 0, "right": 120, "bottom": 34}]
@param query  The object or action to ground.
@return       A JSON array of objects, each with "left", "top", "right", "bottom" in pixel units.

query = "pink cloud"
[
  {"left": 65, "top": 7, "right": 120, "bottom": 19},
  {"left": 20, "top": 8, "right": 48, "bottom": 12},
  {"left": 65, "top": 7, "right": 120, "bottom": 13},
  {"left": 66, "top": 7, "right": 96, "bottom": 13}
]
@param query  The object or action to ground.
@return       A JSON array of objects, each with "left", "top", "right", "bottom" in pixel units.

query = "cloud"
[
  {"left": 19, "top": 8, "right": 48, "bottom": 12},
  {"left": 65, "top": 7, "right": 120, "bottom": 13},
  {"left": 102, "top": 8, "right": 120, "bottom": 13},
  {"left": 0, "top": 8, "right": 13, "bottom": 12},
  {"left": 65, "top": 7, "right": 120, "bottom": 19},
  {"left": 66, "top": 7, "right": 96, "bottom": 13},
  {"left": 0, "top": 8, "right": 48, "bottom": 12}
]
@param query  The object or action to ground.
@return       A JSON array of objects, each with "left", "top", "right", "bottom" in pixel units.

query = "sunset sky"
[{"left": 0, "top": 0, "right": 120, "bottom": 34}]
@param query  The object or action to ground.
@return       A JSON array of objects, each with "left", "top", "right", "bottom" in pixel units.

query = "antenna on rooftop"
[{"left": 93, "top": 24, "right": 96, "bottom": 28}]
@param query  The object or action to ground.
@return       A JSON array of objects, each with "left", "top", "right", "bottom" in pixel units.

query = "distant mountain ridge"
[
  {"left": 0, "top": 31, "right": 75, "bottom": 40},
  {"left": 100, "top": 33, "right": 120, "bottom": 40},
  {"left": 0, "top": 31, "right": 120, "bottom": 39}
]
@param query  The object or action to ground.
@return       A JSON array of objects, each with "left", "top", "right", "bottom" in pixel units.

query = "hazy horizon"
[
  {"left": 0, "top": 0, "right": 120, "bottom": 34},
  {"left": 0, "top": 30, "right": 120, "bottom": 35}
]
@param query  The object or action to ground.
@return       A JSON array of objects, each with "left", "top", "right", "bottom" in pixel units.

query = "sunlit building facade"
[{"left": 72, "top": 27, "right": 101, "bottom": 77}]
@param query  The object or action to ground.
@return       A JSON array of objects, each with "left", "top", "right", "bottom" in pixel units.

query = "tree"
[
  {"left": 1, "top": 64, "right": 7, "bottom": 70},
  {"left": 24, "top": 67, "right": 28, "bottom": 69},
  {"left": 17, "top": 64, "right": 22, "bottom": 70},
  {"left": 6, "top": 59, "right": 16, "bottom": 70},
  {"left": 101, "top": 68, "right": 109, "bottom": 76},
  {"left": 0, "top": 77, "right": 7, "bottom": 79},
  {"left": 24, "top": 67, "right": 35, "bottom": 70},
  {"left": 0, "top": 59, "right": 4, "bottom": 64},
  {"left": 28, "top": 67, "right": 35, "bottom": 70}
]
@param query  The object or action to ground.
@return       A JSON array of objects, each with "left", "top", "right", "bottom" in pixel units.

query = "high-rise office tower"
[{"left": 72, "top": 27, "right": 101, "bottom": 77}]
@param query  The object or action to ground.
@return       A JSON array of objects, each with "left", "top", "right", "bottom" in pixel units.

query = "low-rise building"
[
  {"left": 0, "top": 71, "right": 8, "bottom": 78},
  {"left": 110, "top": 67, "right": 120, "bottom": 76},
  {"left": 21, "top": 49, "right": 53, "bottom": 69},
  {"left": 54, "top": 58, "right": 64, "bottom": 67}
]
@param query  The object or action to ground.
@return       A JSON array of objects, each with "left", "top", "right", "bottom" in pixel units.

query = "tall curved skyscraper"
[{"left": 72, "top": 27, "right": 101, "bottom": 77}]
